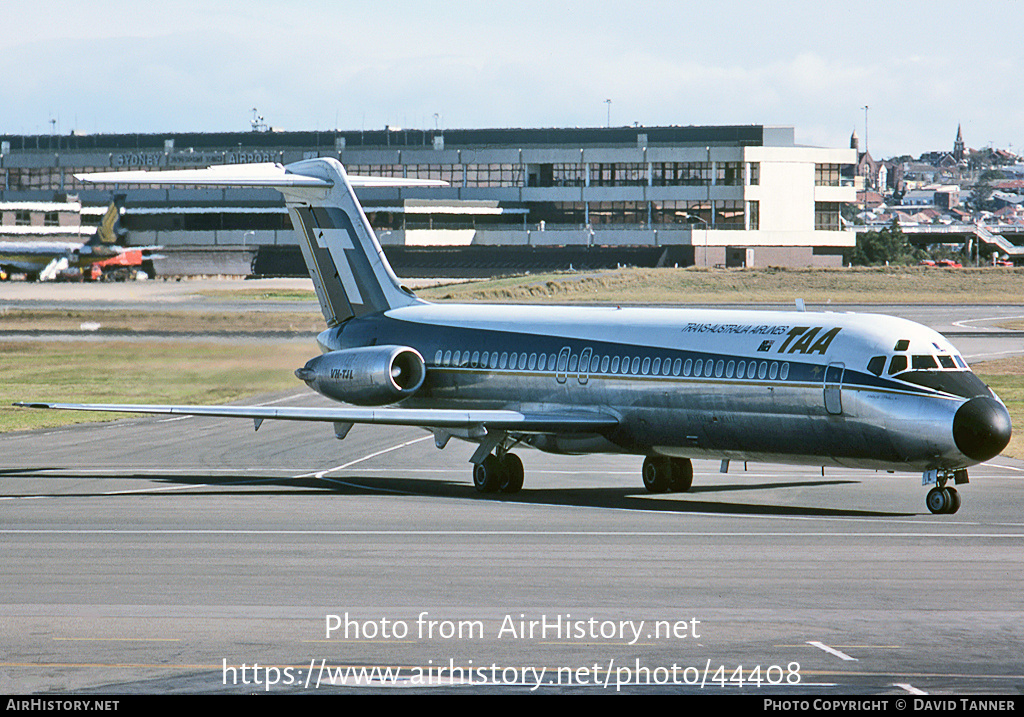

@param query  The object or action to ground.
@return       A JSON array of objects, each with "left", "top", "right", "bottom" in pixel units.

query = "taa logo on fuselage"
[{"left": 776, "top": 327, "right": 840, "bottom": 355}]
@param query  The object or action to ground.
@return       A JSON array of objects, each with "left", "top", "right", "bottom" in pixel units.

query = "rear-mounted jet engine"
[{"left": 295, "top": 345, "right": 425, "bottom": 406}]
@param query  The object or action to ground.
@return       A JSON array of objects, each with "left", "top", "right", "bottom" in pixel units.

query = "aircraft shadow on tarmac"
[{"left": 0, "top": 468, "right": 914, "bottom": 518}]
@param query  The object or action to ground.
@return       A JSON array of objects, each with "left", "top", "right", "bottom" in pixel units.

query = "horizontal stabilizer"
[
  {"left": 75, "top": 163, "right": 446, "bottom": 188},
  {"left": 14, "top": 402, "right": 618, "bottom": 433}
]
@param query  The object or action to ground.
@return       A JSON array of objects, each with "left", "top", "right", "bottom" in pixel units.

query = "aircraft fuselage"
[{"left": 315, "top": 302, "right": 1008, "bottom": 473}]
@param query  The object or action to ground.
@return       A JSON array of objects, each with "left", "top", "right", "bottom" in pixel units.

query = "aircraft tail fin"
[
  {"left": 87, "top": 194, "right": 127, "bottom": 247},
  {"left": 76, "top": 161, "right": 444, "bottom": 327},
  {"left": 280, "top": 158, "right": 425, "bottom": 326}
]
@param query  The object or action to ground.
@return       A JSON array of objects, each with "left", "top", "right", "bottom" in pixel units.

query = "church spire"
[{"left": 954, "top": 124, "right": 965, "bottom": 162}]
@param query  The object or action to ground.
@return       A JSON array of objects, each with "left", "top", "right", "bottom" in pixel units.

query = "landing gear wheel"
[
  {"left": 473, "top": 454, "right": 505, "bottom": 494},
  {"left": 499, "top": 453, "right": 524, "bottom": 493},
  {"left": 642, "top": 456, "right": 671, "bottom": 493},
  {"left": 944, "top": 487, "right": 961, "bottom": 514},
  {"left": 668, "top": 457, "right": 693, "bottom": 492},
  {"left": 926, "top": 486, "right": 951, "bottom": 514}
]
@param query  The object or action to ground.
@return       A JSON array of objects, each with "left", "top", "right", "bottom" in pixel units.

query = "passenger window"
[
  {"left": 528, "top": 353, "right": 537, "bottom": 370},
  {"left": 682, "top": 358, "right": 691, "bottom": 376},
  {"left": 715, "top": 360, "right": 724, "bottom": 377},
  {"left": 736, "top": 360, "right": 745, "bottom": 378},
  {"left": 780, "top": 362, "right": 790, "bottom": 380},
  {"left": 888, "top": 355, "right": 908, "bottom": 374},
  {"left": 610, "top": 356, "right": 620, "bottom": 373},
  {"left": 435, "top": 350, "right": 443, "bottom": 365},
  {"left": 758, "top": 362, "right": 767, "bottom": 379},
  {"left": 652, "top": 358, "right": 661, "bottom": 375},
  {"left": 471, "top": 351, "right": 480, "bottom": 367},
  {"left": 642, "top": 357, "right": 651, "bottom": 375},
  {"left": 569, "top": 354, "right": 579, "bottom": 372},
  {"left": 693, "top": 359, "right": 703, "bottom": 376},
  {"left": 631, "top": 357, "right": 641, "bottom": 374},
  {"left": 912, "top": 355, "right": 938, "bottom": 370},
  {"left": 673, "top": 358, "right": 682, "bottom": 376},
  {"left": 601, "top": 355, "right": 610, "bottom": 373},
  {"left": 726, "top": 360, "right": 735, "bottom": 378},
  {"left": 705, "top": 361, "right": 714, "bottom": 378},
  {"left": 769, "top": 362, "right": 778, "bottom": 380},
  {"left": 538, "top": 353, "right": 547, "bottom": 371},
  {"left": 500, "top": 352, "right": 509, "bottom": 369},
  {"left": 867, "top": 356, "right": 885, "bottom": 376},
  {"left": 443, "top": 350, "right": 452, "bottom": 366}
]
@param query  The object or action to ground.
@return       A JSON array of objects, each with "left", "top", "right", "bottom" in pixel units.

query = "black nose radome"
[{"left": 953, "top": 397, "right": 1012, "bottom": 462}]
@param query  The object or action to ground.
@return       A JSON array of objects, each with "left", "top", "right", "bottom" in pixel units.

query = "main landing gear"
[
  {"left": 642, "top": 456, "right": 694, "bottom": 493},
  {"left": 924, "top": 469, "right": 968, "bottom": 514},
  {"left": 473, "top": 450, "right": 524, "bottom": 494}
]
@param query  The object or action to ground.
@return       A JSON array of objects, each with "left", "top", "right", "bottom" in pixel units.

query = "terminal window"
[{"left": 815, "top": 164, "right": 842, "bottom": 187}]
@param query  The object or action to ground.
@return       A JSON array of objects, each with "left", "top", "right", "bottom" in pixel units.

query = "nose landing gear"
[{"left": 924, "top": 469, "right": 968, "bottom": 514}]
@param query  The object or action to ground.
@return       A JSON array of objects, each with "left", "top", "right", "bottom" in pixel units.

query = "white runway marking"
[
  {"left": 292, "top": 435, "right": 433, "bottom": 480},
  {"left": 953, "top": 315, "right": 1024, "bottom": 329},
  {"left": 807, "top": 641, "right": 858, "bottom": 661},
  {"left": 2, "top": 529, "right": 1023, "bottom": 538},
  {"left": 895, "top": 682, "right": 928, "bottom": 695}
]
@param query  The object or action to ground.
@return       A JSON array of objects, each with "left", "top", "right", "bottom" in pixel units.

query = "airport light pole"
[{"left": 862, "top": 105, "right": 869, "bottom": 156}]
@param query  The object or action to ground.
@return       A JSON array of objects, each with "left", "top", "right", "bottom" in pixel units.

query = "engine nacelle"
[{"left": 295, "top": 345, "right": 426, "bottom": 406}]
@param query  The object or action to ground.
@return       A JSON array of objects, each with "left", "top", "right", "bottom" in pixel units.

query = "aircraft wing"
[{"left": 14, "top": 402, "right": 618, "bottom": 433}]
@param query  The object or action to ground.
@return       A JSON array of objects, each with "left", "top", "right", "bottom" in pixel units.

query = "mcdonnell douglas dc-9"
[{"left": 17, "top": 159, "right": 1012, "bottom": 514}]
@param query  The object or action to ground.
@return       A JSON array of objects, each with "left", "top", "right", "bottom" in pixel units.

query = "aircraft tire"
[
  {"left": 474, "top": 454, "right": 504, "bottom": 494},
  {"left": 642, "top": 456, "right": 671, "bottom": 493},
  {"left": 499, "top": 453, "right": 524, "bottom": 493},
  {"left": 944, "top": 487, "right": 961, "bottom": 514},
  {"left": 668, "top": 457, "right": 693, "bottom": 492},
  {"left": 926, "top": 486, "right": 950, "bottom": 514}
]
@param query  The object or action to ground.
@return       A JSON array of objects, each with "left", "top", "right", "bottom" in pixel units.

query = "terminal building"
[{"left": 0, "top": 125, "right": 856, "bottom": 275}]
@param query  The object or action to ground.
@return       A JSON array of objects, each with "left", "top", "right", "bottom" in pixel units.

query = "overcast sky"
[{"left": 4, "top": 0, "right": 1021, "bottom": 159}]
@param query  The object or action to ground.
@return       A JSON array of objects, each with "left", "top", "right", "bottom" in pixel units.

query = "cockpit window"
[
  {"left": 896, "top": 370, "right": 993, "bottom": 399},
  {"left": 888, "top": 355, "right": 908, "bottom": 375},
  {"left": 894, "top": 339, "right": 910, "bottom": 352},
  {"left": 912, "top": 355, "right": 938, "bottom": 370},
  {"left": 937, "top": 356, "right": 956, "bottom": 369},
  {"left": 867, "top": 356, "right": 886, "bottom": 376}
]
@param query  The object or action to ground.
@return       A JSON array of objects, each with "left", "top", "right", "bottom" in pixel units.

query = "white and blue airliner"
[{"left": 17, "top": 159, "right": 1012, "bottom": 514}]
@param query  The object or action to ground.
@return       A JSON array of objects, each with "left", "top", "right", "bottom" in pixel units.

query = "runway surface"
[
  {"left": 2, "top": 291, "right": 1023, "bottom": 694},
  {"left": 2, "top": 393, "right": 1023, "bottom": 695}
]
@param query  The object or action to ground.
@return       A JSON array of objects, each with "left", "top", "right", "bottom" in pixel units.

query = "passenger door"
[{"left": 824, "top": 362, "right": 844, "bottom": 415}]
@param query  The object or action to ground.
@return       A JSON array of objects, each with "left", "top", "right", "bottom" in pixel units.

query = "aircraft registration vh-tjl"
[{"left": 16, "top": 158, "right": 1012, "bottom": 514}]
